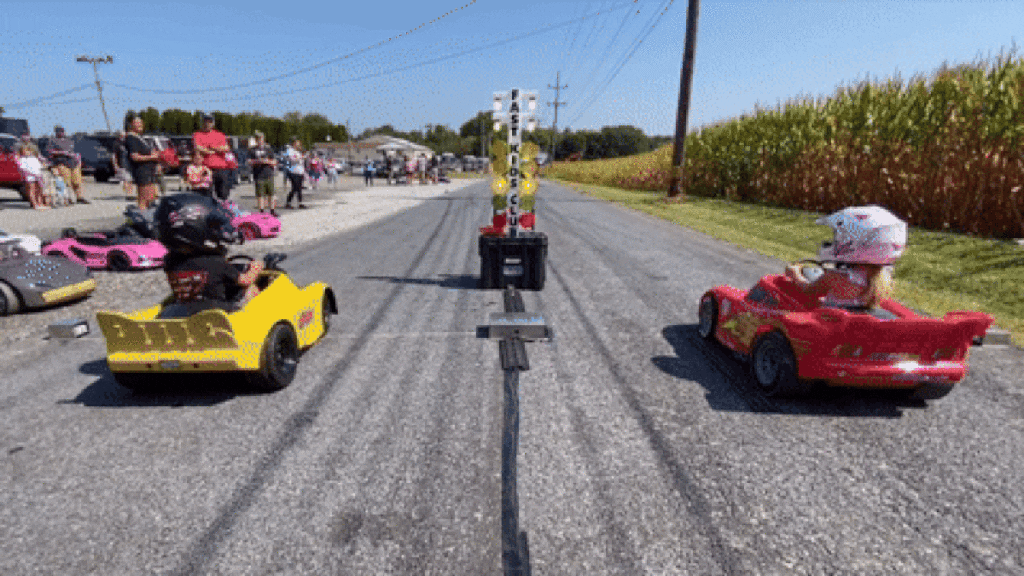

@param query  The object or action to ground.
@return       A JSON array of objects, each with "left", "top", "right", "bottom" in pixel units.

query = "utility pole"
[
  {"left": 547, "top": 71, "right": 567, "bottom": 161},
  {"left": 667, "top": 0, "right": 700, "bottom": 198},
  {"left": 76, "top": 55, "right": 114, "bottom": 133}
]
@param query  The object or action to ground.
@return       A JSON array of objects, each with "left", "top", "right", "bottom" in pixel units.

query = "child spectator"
[
  {"left": 49, "top": 166, "right": 72, "bottom": 206},
  {"left": 16, "top": 144, "right": 49, "bottom": 210},
  {"left": 186, "top": 152, "right": 214, "bottom": 196}
]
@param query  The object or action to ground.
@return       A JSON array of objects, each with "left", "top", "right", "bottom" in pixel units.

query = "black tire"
[
  {"left": 112, "top": 371, "right": 159, "bottom": 393},
  {"left": 107, "top": 250, "right": 132, "bottom": 271},
  {"left": 239, "top": 223, "right": 259, "bottom": 241},
  {"left": 697, "top": 294, "right": 718, "bottom": 341},
  {"left": 95, "top": 169, "right": 112, "bottom": 183},
  {"left": 751, "top": 332, "right": 809, "bottom": 397},
  {"left": 911, "top": 381, "right": 955, "bottom": 401},
  {"left": 321, "top": 297, "right": 332, "bottom": 334},
  {"left": 0, "top": 281, "right": 21, "bottom": 316},
  {"left": 247, "top": 322, "right": 299, "bottom": 392}
]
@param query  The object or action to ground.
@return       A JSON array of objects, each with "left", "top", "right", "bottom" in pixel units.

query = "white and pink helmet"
[{"left": 816, "top": 205, "right": 907, "bottom": 265}]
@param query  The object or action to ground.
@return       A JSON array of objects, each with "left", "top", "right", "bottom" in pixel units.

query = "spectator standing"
[
  {"left": 283, "top": 138, "right": 307, "bottom": 209},
  {"left": 249, "top": 131, "right": 278, "bottom": 215},
  {"left": 16, "top": 144, "right": 49, "bottom": 209},
  {"left": 308, "top": 154, "right": 323, "bottom": 190},
  {"left": 186, "top": 152, "right": 213, "bottom": 195},
  {"left": 417, "top": 154, "right": 428, "bottom": 184},
  {"left": 192, "top": 114, "right": 234, "bottom": 200},
  {"left": 125, "top": 115, "right": 161, "bottom": 209},
  {"left": 363, "top": 159, "right": 375, "bottom": 186},
  {"left": 384, "top": 155, "right": 394, "bottom": 185},
  {"left": 325, "top": 158, "right": 338, "bottom": 187},
  {"left": 113, "top": 131, "right": 134, "bottom": 200},
  {"left": 44, "top": 125, "right": 88, "bottom": 204},
  {"left": 405, "top": 155, "right": 415, "bottom": 185}
]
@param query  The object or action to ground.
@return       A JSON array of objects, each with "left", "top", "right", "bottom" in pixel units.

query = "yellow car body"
[{"left": 96, "top": 268, "right": 336, "bottom": 389}]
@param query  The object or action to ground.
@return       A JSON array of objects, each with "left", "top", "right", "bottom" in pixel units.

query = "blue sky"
[{"left": 1, "top": 0, "right": 1022, "bottom": 140}]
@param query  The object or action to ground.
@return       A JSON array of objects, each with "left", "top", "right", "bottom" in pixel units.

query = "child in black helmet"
[{"left": 154, "top": 193, "right": 263, "bottom": 315}]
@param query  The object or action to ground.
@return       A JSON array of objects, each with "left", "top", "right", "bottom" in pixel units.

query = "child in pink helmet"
[{"left": 786, "top": 205, "right": 907, "bottom": 309}]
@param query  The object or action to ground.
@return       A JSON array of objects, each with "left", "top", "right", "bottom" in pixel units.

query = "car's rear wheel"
[
  {"left": 107, "top": 250, "right": 131, "bottom": 271},
  {"left": 321, "top": 296, "right": 332, "bottom": 334},
  {"left": 112, "top": 371, "right": 163, "bottom": 393},
  {"left": 697, "top": 294, "right": 718, "bottom": 341},
  {"left": 751, "top": 332, "right": 809, "bottom": 397},
  {"left": 910, "top": 381, "right": 955, "bottom": 400},
  {"left": 0, "top": 281, "right": 21, "bottom": 316},
  {"left": 247, "top": 322, "right": 299, "bottom": 392},
  {"left": 239, "top": 223, "right": 258, "bottom": 241}
]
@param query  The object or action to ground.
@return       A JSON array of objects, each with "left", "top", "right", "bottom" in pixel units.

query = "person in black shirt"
[
  {"left": 125, "top": 115, "right": 160, "bottom": 209},
  {"left": 248, "top": 132, "right": 278, "bottom": 215},
  {"left": 154, "top": 193, "right": 263, "bottom": 317}
]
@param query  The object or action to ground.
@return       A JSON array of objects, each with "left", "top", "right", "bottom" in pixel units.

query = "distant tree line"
[
  {"left": 124, "top": 107, "right": 349, "bottom": 148},
  {"left": 129, "top": 105, "right": 667, "bottom": 158}
]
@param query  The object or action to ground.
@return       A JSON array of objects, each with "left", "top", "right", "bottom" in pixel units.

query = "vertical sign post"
[{"left": 493, "top": 89, "right": 538, "bottom": 238}]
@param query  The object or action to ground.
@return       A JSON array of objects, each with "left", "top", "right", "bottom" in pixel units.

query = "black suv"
[{"left": 37, "top": 135, "right": 116, "bottom": 182}]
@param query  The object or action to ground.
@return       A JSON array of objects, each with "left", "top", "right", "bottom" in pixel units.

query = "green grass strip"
[{"left": 547, "top": 178, "right": 1024, "bottom": 347}]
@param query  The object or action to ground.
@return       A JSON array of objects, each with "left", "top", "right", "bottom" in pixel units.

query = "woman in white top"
[{"left": 283, "top": 138, "right": 307, "bottom": 209}]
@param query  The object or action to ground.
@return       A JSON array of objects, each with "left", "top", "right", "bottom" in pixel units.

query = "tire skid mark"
[
  {"left": 546, "top": 259, "right": 743, "bottom": 575},
  {"left": 169, "top": 197, "right": 457, "bottom": 576},
  {"left": 528, "top": 297, "right": 647, "bottom": 574},
  {"left": 541, "top": 196, "right": 781, "bottom": 414}
]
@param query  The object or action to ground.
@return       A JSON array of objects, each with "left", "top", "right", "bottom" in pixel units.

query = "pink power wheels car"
[{"left": 42, "top": 227, "right": 167, "bottom": 271}]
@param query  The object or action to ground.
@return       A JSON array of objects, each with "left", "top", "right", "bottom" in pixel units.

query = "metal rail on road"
[{"left": 479, "top": 286, "right": 552, "bottom": 576}]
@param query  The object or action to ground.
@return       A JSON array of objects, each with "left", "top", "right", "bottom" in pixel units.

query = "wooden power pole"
[
  {"left": 667, "top": 0, "right": 700, "bottom": 198},
  {"left": 76, "top": 55, "right": 114, "bottom": 133},
  {"left": 547, "top": 71, "right": 567, "bottom": 161}
]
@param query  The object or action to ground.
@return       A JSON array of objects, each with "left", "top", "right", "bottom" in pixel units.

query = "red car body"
[
  {"left": 0, "top": 134, "right": 28, "bottom": 199},
  {"left": 699, "top": 273, "right": 993, "bottom": 395}
]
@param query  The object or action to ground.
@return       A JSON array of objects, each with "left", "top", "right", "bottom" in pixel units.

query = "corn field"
[{"left": 547, "top": 52, "right": 1024, "bottom": 239}]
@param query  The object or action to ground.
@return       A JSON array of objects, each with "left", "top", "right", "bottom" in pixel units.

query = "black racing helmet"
[{"left": 154, "top": 193, "right": 239, "bottom": 252}]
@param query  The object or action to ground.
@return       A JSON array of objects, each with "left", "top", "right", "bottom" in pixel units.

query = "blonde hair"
[{"left": 861, "top": 264, "right": 893, "bottom": 307}]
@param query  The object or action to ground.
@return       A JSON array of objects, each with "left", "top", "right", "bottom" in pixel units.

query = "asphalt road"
[{"left": 2, "top": 180, "right": 1023, "bottom": 575}]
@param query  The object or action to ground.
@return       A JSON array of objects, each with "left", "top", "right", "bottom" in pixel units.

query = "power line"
[
  {"left": 108, "top": 1, "right": 480, "bottom": 95},
  {"left": 572, "top": 0, "right": 644, "bottom": 100},
  {"left": 567, "top": 0, "right": 676, "bottom": 127},
  {"left": 569, "top": 0, "right": 668, "bottom": 110},
  {"left": 107, "top": 3, "right": 638, "bottom": 108},
  {"left": 2, "top": 84, "right": 93, "bottom": 110}
]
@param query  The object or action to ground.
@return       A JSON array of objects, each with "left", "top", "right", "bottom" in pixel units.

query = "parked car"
[
  {"left": 36, "top": 135, "right": 116, "bottom": 183},
  {"left": 232, "top": 146, "right": 252, "bottom": 184},
  {"left": 0, "top": 117, "right": 30, "bottom": 138},
  {"left": 0, "top": 133, "right": 28, "bottom": 199},
  {"left": 0, "top": 238, "right": 96, "bottom": 317}
]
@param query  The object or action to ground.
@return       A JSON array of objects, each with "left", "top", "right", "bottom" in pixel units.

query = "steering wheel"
[
  {"left": 229, "top": 254, "right": 253, "bottom": 273},
  {"left": 789, "top": 258, "right": 828, "bottom": 283}
]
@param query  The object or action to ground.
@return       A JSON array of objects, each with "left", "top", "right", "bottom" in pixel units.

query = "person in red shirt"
[{"left": 192, "top": 114, "right": 235, "bottom": 201}]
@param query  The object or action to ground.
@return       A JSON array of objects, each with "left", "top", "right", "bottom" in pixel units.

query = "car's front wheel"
[
  {"left": 751, "top": 332, "right": 809, "bottom": 397},
  {"left": 239, "top": 223, "right": 258, "bottom": 241},
  {"left": 247, "top": 322, "right": 299, "bottom": 392},
  {"left": 697, "top": 294, "right": 718, "bottom": 341},
  {"left": 0, "top": 281, "right": 21, "bottom": 316},
  {"left": 107, "top": 250, "right": 131, "bottom": 271}
]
